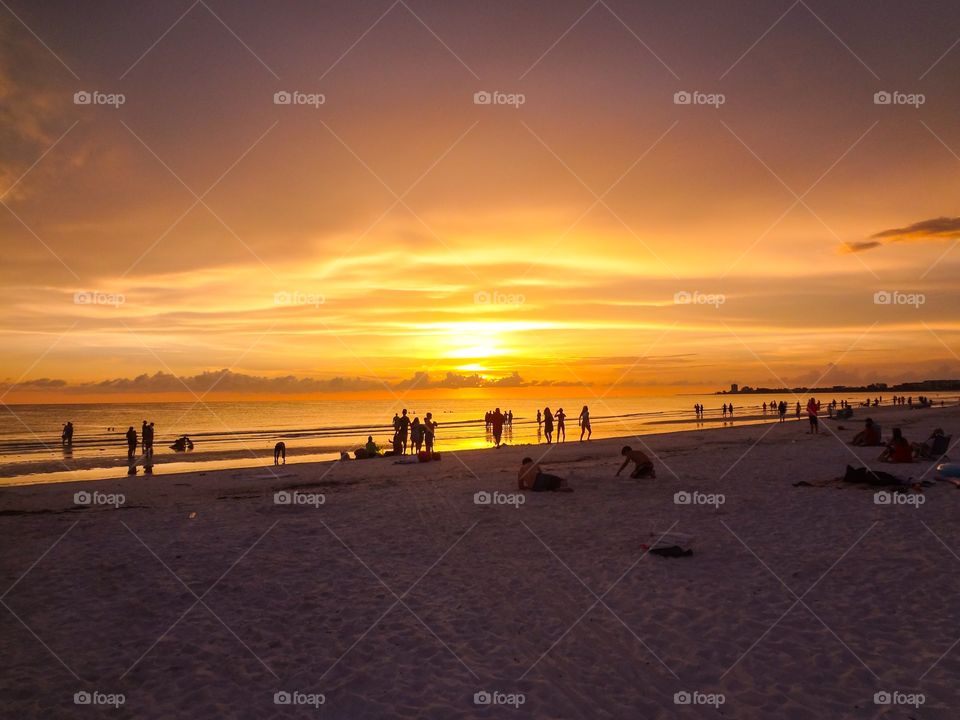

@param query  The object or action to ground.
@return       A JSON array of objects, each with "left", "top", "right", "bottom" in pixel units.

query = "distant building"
[{"left": 730, "top": 383, "right": 739, "bottom": 394}]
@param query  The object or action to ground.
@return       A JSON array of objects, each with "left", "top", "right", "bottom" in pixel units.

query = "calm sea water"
[{"left": 2, "top": 393, "right": 951, "bottom": 485}]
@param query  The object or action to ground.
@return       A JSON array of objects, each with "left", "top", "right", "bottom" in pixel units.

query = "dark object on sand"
[
  {"left": 649, "top": 546, "right": 693, "bottom": 558},
  {"left": 842, "top": 465, "right": 908, "bottom": 486},
  {"left": 170, "top": 435, "right": 194, "bottom": 452},
  {"left": 274, "top": 441, "right": 286, "bottom": 465}
]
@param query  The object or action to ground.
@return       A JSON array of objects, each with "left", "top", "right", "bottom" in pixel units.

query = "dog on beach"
[{"left": 274, "top": 441, "right": 286, "bottom": 465}]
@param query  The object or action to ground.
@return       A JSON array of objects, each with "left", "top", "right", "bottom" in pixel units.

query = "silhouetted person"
[
  {"left": 543, "top": 407, "right": 554, "bottom": 444},
  {"left": 616, "top": 446, "right": 655, "bottom": 478},
  {"left": 491, "top": 408, "right": 505, "bottom": 447},
  {"left": 126, "top": 426, "right": 138, "bottom": 460},
  {"left": 144, "top": 422, "right": 155, "bottom": 457},
  {"left": 578, "top": 405, "right": 591, "bottom": 441},
  {"left": 395, "top": 409, "right": 411, "bottom": 454},
  {"left": 61, "top": 421, "right": 74, "bottom": 444},
  {"left": 424, "top": 413, "right": 437, "bottom": 452},
  {"left": 556, "top": 407, "right": 566, "bottom": 442}
]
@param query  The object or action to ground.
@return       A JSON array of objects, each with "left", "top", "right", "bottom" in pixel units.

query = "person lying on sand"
[
  {"left": 851, "top": 418, "right": 881, "bottom": 446},
  {"left": 616, "top": 446, "right": 656, "bottom": 478},
  {"left": 879, "top": 428, "right": 913, "bottom": 463},
  {"left": 518, "top": 457, "right": 571, "bottom": 492}
]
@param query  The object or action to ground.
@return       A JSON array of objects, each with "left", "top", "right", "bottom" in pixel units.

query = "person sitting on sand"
[
  {"left": 879, "top": 428, "right": 913, "bottom": 463},
  {"left": 913, "top": 428, "right": 948, "bottom": 459},
  {"left": 616, "top": 446, "right": 656, "bottom": 478},
  {"left": 518, "top": 457, "right": 571, "bottom": 492},
  {"left": 851, "top": 418, "right": 881, "bottom": 446}
]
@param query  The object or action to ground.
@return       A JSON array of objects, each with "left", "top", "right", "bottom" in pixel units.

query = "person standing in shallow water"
[
  {"left": 555, "top": 407, "right": 566, "bottom": 442},
  {"left": 543, "top": 407, "right": 554, "bottom": 444},
  {"left": 491, "top": 408, "right": 505, "bottom": 447}
]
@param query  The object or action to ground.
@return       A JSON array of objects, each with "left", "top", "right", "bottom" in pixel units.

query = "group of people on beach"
[
  {"left": 360, "top": 409, "right": 437, "bottom": 457},
  {"left": 535, "top": 405, "right": 592, "bottom": 444}
]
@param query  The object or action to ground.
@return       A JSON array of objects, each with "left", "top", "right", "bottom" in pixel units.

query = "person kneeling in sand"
[
  {"left": 616, "top": 446, "right": 656, "bottom": 478},
  {"left": 518, "top": 457, "right": 571, "bottom": 492}
]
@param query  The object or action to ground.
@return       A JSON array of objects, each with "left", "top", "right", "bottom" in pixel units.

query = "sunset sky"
[{"left": 3, "top": 0, "right": 960, "bottom": 402}]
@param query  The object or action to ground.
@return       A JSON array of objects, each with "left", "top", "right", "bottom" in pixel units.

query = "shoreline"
[{"left": 1, "top": 402, "right": 950, "bottom": 488}]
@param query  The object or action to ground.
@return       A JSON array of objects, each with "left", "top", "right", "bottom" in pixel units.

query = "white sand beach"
[{"left": 2, "top": 404, "right": 959, "bottom": 718}]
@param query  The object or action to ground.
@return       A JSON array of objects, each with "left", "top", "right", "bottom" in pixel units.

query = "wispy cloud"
[{"left": 844, "top": 216, "right": 960, "bottom": 253}]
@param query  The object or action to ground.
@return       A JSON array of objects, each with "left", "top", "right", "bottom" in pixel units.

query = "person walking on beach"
[
  {"left": 61, "top": 421, "right": 74, "bottom": 444},
  {"left": 491, "top": 408, "right": 505, "bottom": 447},
  {"left": 778, "top": 401, "right": 787, "bottom": 423},
  {"left": 543, "top": 407, "right": 554, "bottom": 444},
  {"left": 126, "top": 426, "right": 138, "bottom": 460},
  {"left": 556, "top": 407, "right": 566, "bottom": 442},
  {"left": 424, "top": 413, "right": 438, "bottom": 452},
  {"left": 795, "top": 401, "right": 801, "bottom": 419},
  {"left": 806, "top": 397, "right": 819, "bottom": 434},
  {"left": 578, "top": 405, "right": 591, "bottom": 441},
  {"left": 722, "top": 403, "right": 727, "bottom": 418}
]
